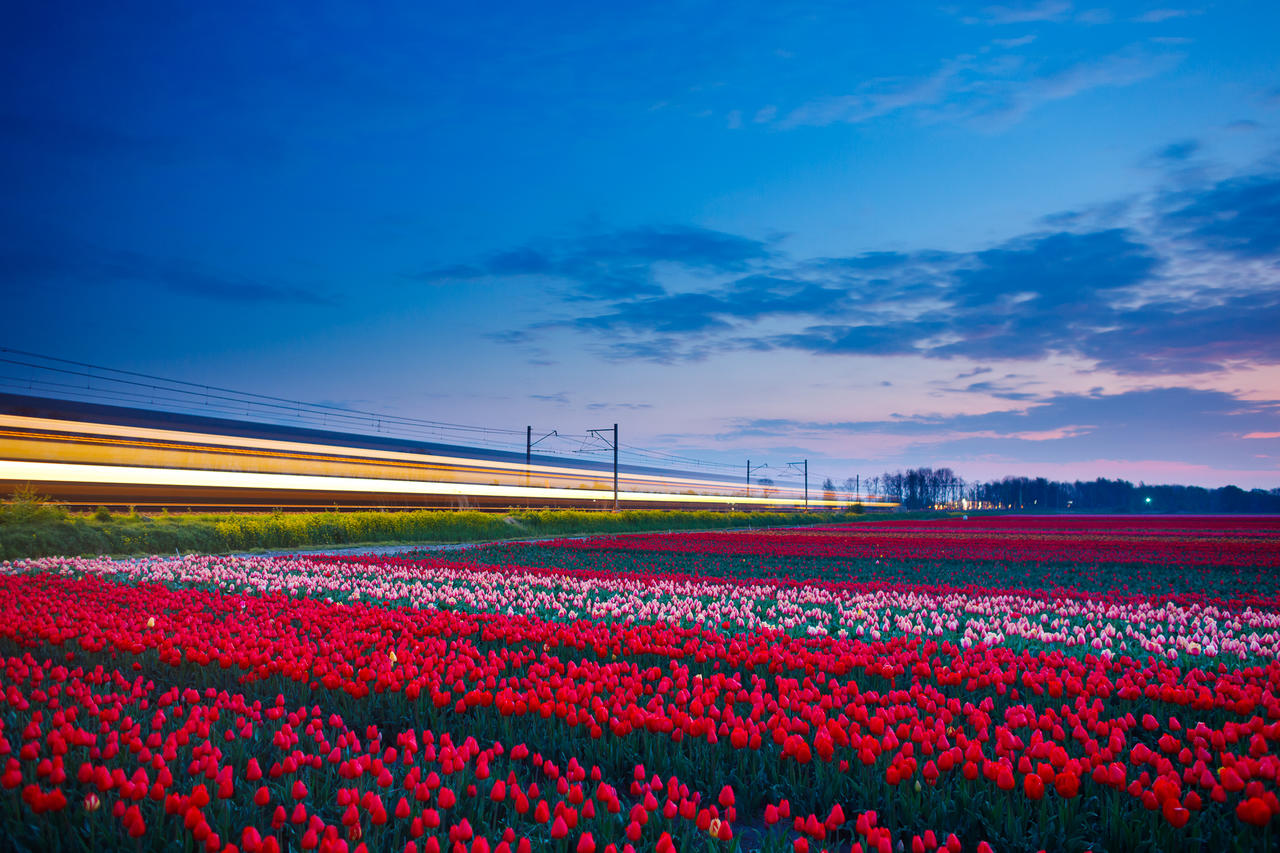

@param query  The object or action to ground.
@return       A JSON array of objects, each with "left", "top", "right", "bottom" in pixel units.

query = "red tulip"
[
  {"left": 1024, "top": 773, "right": 1045, "bottom": 801},
  {"left": 1054, "top": 771, "right": 1080, "bottom": 799},
  {"left": 1237, "top": 797, "right": 1273, "bottom": 827}
]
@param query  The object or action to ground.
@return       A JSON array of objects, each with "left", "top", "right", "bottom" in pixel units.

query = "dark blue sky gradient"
[{"left": 3, "top": 1, "right": 1279, "bottom": 487}]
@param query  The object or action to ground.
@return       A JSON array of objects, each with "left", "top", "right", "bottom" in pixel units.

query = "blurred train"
[{"left": 0, "top": 393, "right": 895, "bottom": 512}]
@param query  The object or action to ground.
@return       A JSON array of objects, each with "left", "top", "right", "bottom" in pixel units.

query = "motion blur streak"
[
  {"left": 0, "top": 459, "right": 869, "bottom": 507},
  {"left": 0, "top": 414, "right": 727, "bottom": 488},
  {"left": 0, "top": 414, "right": 896, "bottom": 509}
]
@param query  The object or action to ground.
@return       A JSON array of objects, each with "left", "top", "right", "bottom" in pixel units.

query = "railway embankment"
[{"left": 0, "top": 498, "right": 902, "bottom": 559}]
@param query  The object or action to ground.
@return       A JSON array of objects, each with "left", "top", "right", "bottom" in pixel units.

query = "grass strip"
[{"left": 0, "top": 500, "right": 955, "bottom": 559}]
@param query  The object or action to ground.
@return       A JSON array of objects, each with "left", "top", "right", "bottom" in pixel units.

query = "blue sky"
[{"left": 3, "top": 1, "right": 1279, "bottom": 488}]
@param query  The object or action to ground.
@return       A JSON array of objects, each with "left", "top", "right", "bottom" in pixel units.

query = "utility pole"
[
  {"left": 526, "top": 427, "right": 558, "bottom": 486},
  {"left": 746, "top": 459, "right": 767, "bottom": 498},
  {"left": 786, "top": 460, "right": 808, "bottom": 510},
  {"left": 587, "top": 423, "right": 618, "bottom": 511}
]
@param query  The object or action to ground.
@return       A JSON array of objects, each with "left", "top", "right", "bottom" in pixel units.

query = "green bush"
[{"left": 0, "top": 484, "right": 69, "bottom": 524}]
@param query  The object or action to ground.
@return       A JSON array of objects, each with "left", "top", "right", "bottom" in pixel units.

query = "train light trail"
[
  {"left": 0, "top": 459, "right": 880, "bottom": 507},
  {"left": 0, "top": 398, "right": 898, "bottom": 511}
]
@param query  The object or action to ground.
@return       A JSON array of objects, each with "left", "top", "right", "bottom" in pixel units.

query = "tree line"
[{"left": 828, "top": 468, "right": 1280, "bottom": 512}]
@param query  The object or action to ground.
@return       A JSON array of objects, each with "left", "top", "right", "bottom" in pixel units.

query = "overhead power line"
[{"left": 0, "top": 348, "right": 810, "bottom": 484}]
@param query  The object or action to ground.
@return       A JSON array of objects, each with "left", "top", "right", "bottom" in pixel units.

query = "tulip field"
[{"left": 2, "top": 516, "right": 1279, "bottom": 852}]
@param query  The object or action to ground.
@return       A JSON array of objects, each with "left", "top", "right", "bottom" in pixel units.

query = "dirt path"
[{"left": 232, "top": 533, "right": 605, "bottom": 559}]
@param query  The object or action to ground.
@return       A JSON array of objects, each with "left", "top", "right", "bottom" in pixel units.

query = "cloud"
[
  {"left": 643, "top": 212, "right": 1269, "bottom": 372},
  {"left": 968, "top": 46, "right": 1182, "bottom": 127},
  {"left": 591, "top": 336, "right": 720, "bottom": 365},
  {"left": 769, "top": 322, "right": 942, "bottom": 357},
  {"left": 780, "top": 45, "right": 1182, "bottom": 130},
  {"left": 721, "top": 387, "right": 1280, "bottom": 470},
  {"left": 1074, "top": 9, "right": 1113, "bottom": 25},
  {"left": 1159, "top": 174, "right": 1280, "bottom": 257},
  {"left": 1082, "top": 291, "right": 1280, "bottom": 374},
  {"left": 411, "top": 225, "right": 774, "bottom": 298},
  {"left": 140, "top": 262, "right": 329, "bottom": 305},
  {"left": 940, "top": 371, "right": 1043, "bottom": 401},
  {"left": 486, "top": 247, "right": 557, "bottom": 276},
  {"left": 762, "top": 221, "right": 1273, "bottom": 374},
  {"left": 925, "top": 228, "right": 1158, "bottom": 361},
  {"left": 0, "top": 234, "right": 330, "bottom": 305},
  {"left": 1224, "top": 119, "right": 1262, "bottom": 132},
  {"left": 936, "top": 388, "right": 1280, "bottom": 465},
  {"left": 571, "top": 274, "right": 855, "bottom": 337},
  {"left": 781, "top": 61, "right": 964, "bottom": 127},
  {"left": 954, "top": 229, "right": 1156, "bottom": 308},
  {"left": 966, "top": 1, "right": 1073, "bottom": 25},
  {"left": 529, "top": 392, "right": 569, "bottom": 405},
  {"left": 958, "top": 381, "right": 1040, "bottom": 401},
  {"left": 484, "top": 329, "right": 537, "bottom": 345},
  {"left": 1134, "top": 8, "right": 1191, "bottom": 23},
  {"left": 574, "top": 292, "right": 736, "bottom": 334},
  {"left": 1152, "top": 138, "right": 1200, "bottom": 162},
  {"left": 465, "top": 156, "right": 1280, "bottom": 375},
  {"left": 586, "top": 402, "right": 652, "bottom": 411}
]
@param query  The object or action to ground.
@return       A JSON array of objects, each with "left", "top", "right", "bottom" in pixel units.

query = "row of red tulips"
[
  {"left": 3, "top": 645, "right": 1021, "bottom": 853},
  {"left": 450, "top": 516, "right": 1280, "bottom": 606},
  {"left": 2, "top": 565, "right": 1279, "bottom": 850},
  {"left": 799, "top": 517, "right": 1280, "bottom": 538},
  {"left": 449, "top": 541, "right": 1280, "bottom": 609},
  {"left": 1, "top": 649, "right": 750, "bottom": 853},
  {"left": 542, "top": 529, "right": 1280, "bottom": 569},
  {"left": 539, "top": 517, "right": 1280, "bottom": 569}
]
